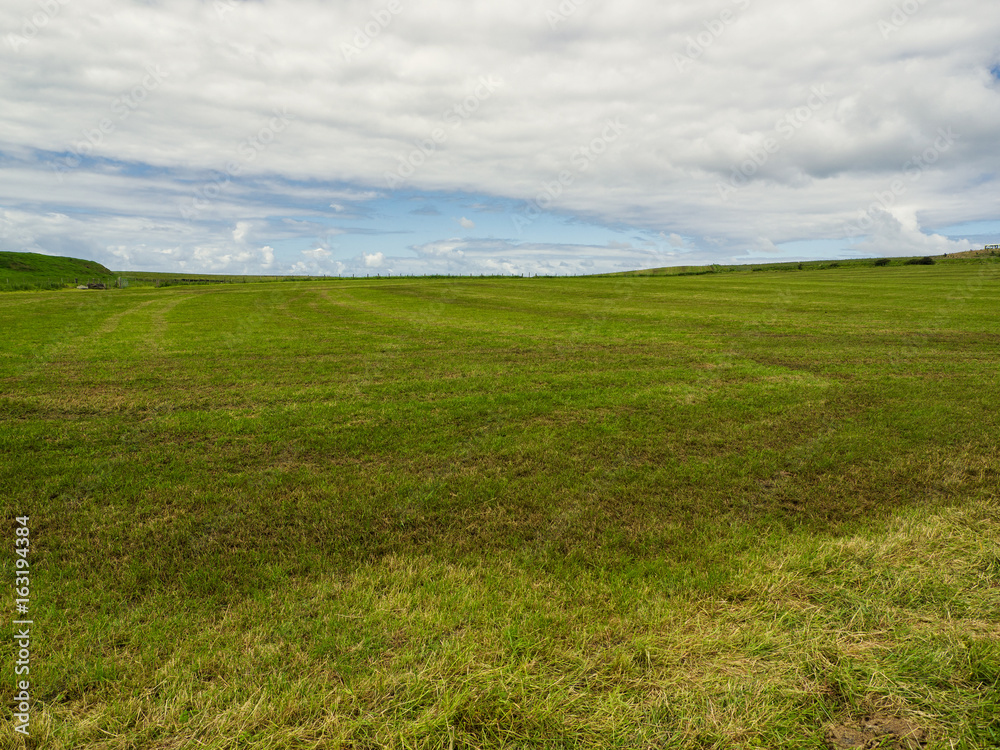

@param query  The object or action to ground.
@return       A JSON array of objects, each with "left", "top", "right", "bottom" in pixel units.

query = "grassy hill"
[
  {"left": 0, "top": 260, "right": 998, "bottom": 748},
  {"left": 0, "top": 251, "right": 113, "bottom": 290},
  {"left": 612, "top": 248, "right": 1000, "bottom": 277}
]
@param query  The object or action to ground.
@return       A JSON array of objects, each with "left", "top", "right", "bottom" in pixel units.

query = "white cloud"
[
  {"left": 363, "top": 251, "right": 385, "bottom": 267},
  {"left": 752, "top": 237, "right": 780, "bottom": 254},
  {"left": 0, "top": 0, "right": 997, "bottom": 273},
  {"left": 848, "top": 211, "right": 973, "bottom": 258},
  {"left": 327, "top": 190, "right": 380, "bottom": 202},
  {"left": 402, "top": 238, "right": 675, "bottom": 276},
  {"left": 232, "top": 221, "right": 250, "bottom": 242},
  {"left": 302, "top": 247, "right": 331, "bottom": 260}
]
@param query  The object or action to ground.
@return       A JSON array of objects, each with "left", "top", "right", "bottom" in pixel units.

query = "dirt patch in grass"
[{"left": 824, "top": 715, "right": 928, "bottom": 749}]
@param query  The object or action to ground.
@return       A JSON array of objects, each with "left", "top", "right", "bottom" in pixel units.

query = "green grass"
[
  {"left": 611, "top": 250, "right": 1000, "bottom": 277},
  {"left": 0, "top": 252, "right": 113, "bottom": 291},
  {"left": 1, "top": 260, "right": 999, "bottom": 748}
]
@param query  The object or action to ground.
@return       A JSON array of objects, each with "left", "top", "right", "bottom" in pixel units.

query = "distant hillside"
[
  {"left": 0, "top": 251, "right": 113, "bottom": 290},
  {"left": 612, "top": 248, "right": 1000, "bottom": 277},
  {"left": 940, "top": 247, "right": 999, "bottom": 260}
]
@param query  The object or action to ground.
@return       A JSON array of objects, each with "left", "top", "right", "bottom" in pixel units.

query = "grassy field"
[{"left": 1, "top": 260, "right": 999, "bottom": 748}]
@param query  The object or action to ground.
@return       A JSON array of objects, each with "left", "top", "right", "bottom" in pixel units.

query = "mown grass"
[{"left": 1, "top": 260, "right": 998, "bottom": 748}]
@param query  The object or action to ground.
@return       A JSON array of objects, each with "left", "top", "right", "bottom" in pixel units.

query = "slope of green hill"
[
  {"left": 612, "top": 248, "right": 1000, "bottom": 276},
  {"left": 0, "top": 251, "right": 113, "bottom": 290}
]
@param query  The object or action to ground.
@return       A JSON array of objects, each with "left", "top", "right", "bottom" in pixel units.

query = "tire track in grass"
[
  {"left": 146, "top": 293, "right": 196, "bottom": 356},
  {"left": 5, "top": 293, "right": 197, "bottom": 417}
]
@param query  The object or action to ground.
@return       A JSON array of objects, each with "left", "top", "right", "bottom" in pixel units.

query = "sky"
[{"left": 1, "top": 0, "right": 999, "bottom": 276}]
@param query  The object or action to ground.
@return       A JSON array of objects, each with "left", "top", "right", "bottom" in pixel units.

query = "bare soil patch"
[{"left": 824, "top": 715, "right": 928, "bottom": 749}]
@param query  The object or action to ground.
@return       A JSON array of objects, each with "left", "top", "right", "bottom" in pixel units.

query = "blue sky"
[{"left": 1, "top": 0, "right": 999, "bottom": 275}]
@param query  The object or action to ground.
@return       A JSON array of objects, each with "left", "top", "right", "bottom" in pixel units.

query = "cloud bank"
[{"left": 1, "top": 0, "right": 998, "bottom": 274}]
